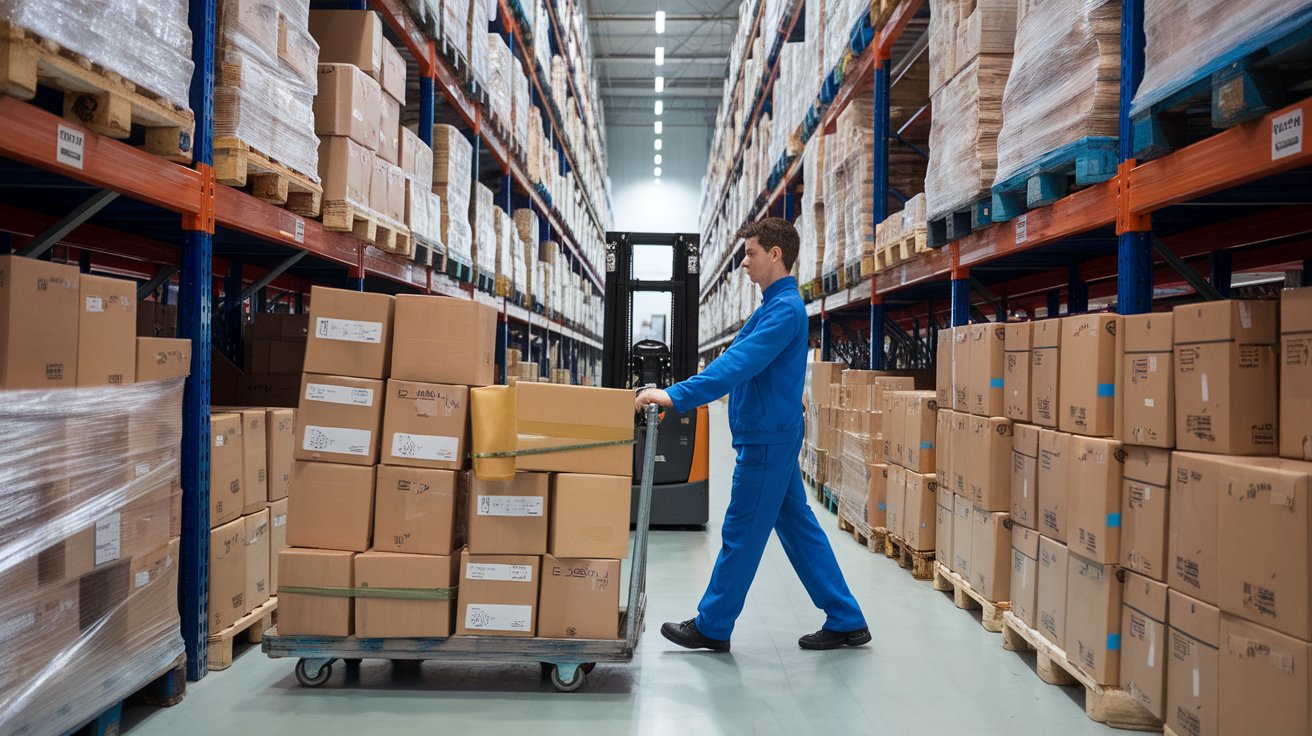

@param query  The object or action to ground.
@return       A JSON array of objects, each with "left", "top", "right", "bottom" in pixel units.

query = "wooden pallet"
[
  {"left": 927, "top": 197, "right": 993, "bottom": 248},
  {"left": 207, "top": 597, "right": 278, "bottom": 671},
  {"left": 885, "top": 534, "right": 936, "bottom": 580},
  {"left": 214, "top": 137, "right": 321, "bottom": 217},
  {"left": 895, "top": 228, "right": 928, "bottom": 262},
  {"left": 932, "top": 562, "right": 1010, "bottom": 632},
  {"left": 836, "top": 509, "right": 885, "bottom": 553},
  {"left": 990, "top": 137, "right": 1119, "bottom": 222},
  {"left": 322, "top": 200, "right": 411, "bottom": 254},
  {"left": 0, "top": 21, "right": 194, "bottom": 161},
  {"left": 1001, "top": 611, "right": 1162, "bottom": 731},
  {"left": 68, "top": 653, "right": 187, "bottom": 736}
]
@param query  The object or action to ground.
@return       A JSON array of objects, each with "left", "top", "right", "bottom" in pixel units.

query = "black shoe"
[
  {"left": 798, "top": 626, "right": 872, "bottom": 650},
  {"left": 660, "top": 618, "right": 731, "bottom": 652}
]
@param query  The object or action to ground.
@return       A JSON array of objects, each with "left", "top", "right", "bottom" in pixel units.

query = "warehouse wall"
[{"left": 606, "top": 122, "right": 710, "bottom": 233}]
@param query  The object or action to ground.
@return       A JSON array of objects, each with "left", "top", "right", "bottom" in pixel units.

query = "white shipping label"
[
  {"left": 57, "top": 124, "right": 85, "bottom": 169},
  {"left": 464, "top": 603, "right": 533, "bottom": 632},
  {"left": 477, "top": 495, "right": 544, "bottom": 517},
  {"left": 391, "top": 433, "right": 459, "bottom": 462},
  {"left": 1272, "top": 108, "right": 1303, "bottom": 161},
  {"left": 302, "top": 426, "right": 372, "bottom": 455},
  {"left": 294, "top": 218, "right": 305, "bottom": 243},
  {"left": 85, "top": 296, "right": 105, "bottom": 313},
  {"left": 95, "top": 513, "right": 121, "bottom": 566},
  {"left": 315, "top": 316, "right": 383, "bottom": 344},
  {"left": 1015, "top": 214, "right": 1029, "bottom": 244},
  {"left": 465, "top": 563, "right": 534, "bottom": 582},
  {"left": 135, "top": 462, "right": 152, "bottom": 478},
  {"left": 1193, "top": 667, "right": 1201, "bottom": 698},
  {"left": 1148, "top": 356, "right": 1157, "bottom": 372},
  {"left": 135, "top": 570, "right": 152, "bottom": 589},
  {"left": 1144, "top": 398, "right": 1155, "bottom": 408},
  {"left": 273, "top": 513, "right": 287, "bottom": 528},
  {"left": 305, "top": 382, "right": 375, "bottom": 406},
  {"left": 1240, "top": 302, "right": 1252, "bottom": 329},
  {"left": 1148, "top": 624, "right": 1156, "bottom": 667},
  {"left": 1201, "top": 374, "right": 1210, "bottom": 403},
  {"left": 215, "top": 434, "right": 225, "bottom": 448}
]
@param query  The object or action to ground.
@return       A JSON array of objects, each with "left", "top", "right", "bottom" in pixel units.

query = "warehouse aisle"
[{"left": 126, "top": 401, "right": 1118, "bottom": 735}]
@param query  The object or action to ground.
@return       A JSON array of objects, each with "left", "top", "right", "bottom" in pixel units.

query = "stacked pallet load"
[
  {"left": 882, "top": 389, "right": 940, "bottom": 578},
  {"left": 797, "top": 134, "right": 827, "bottom": 299},
  {"left": 432, "top": 124, "right": 475, "bottom": 276},
  {"left": 836, "top": 93, "right": 875, "bottom": 282},
  {"left": 874, "top": 193, "right": 927, "bottom": 272},
  {"left": 513, "top": 209, "right": 540, "bottom": 309},
  {"left": 0, "top": 257, "right": 192, "bottom": 733},
  {"left": 486, "top": 34, "right": 513, "bottom": 141},
  {"left": 990, "top": 0, "right": 1120, "bottom": 222},
  {"left": 471, "top": 182, "right": 498, "bottom": 290},
  {"left": 399, "top": 126, "right": 442, "bottom": 266},
  {"left": 442, "top": 0, "right": 469, "bottom": 66},
  {"left": 466, "top": 0, "right": 490, "bottom": 94},
  {"left": 924, "top": 0, "right": 1015, "bottom": 246},
  {"left": 511, "top": 61, "right": 532, "bottom": 160}
]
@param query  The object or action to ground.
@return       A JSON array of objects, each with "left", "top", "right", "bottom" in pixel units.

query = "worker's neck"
[{"left": 756, "top": 271, "right": 789, "bottom": 292}]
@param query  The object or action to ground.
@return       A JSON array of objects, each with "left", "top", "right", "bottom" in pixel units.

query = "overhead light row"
[{"left": 655, "top": 11, "right": 665, "bottom": 183}]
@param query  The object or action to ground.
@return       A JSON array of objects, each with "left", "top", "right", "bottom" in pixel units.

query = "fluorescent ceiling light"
[
  {"left": 654, "top": 167, "right": 662, "bottom": 177},
  {"left": 654, "top": 76, "right": 664, "bottom": 92},
  {"left": 654, "top": 121, "right": 663, "bottom": 134},
  {"left": 654, "top": 138, "right": 662, "bottom": 150},
  {"left": 655, "top": 47, "right": 665, "bottom": 66},
  {"left": 655, "top": 10, "right": 666, "bottom": 33},
  {"left": 654, "top": 154, "right": 662, "bottom": 165},
  {"left": 654, "top": 100, "right": 663, "bottom": 115}
]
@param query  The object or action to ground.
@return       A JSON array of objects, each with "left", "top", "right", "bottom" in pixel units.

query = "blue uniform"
[{"left": 666, "top": 275, "right": 866, "bottom": 640}]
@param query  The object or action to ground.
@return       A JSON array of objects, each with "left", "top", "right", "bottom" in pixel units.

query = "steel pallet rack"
[
  {"left": 0, "top": 0, "right": 609, "bottom": 685},
  {"left": 698, "top": 0, "right": 1312, "bottom": 371}
]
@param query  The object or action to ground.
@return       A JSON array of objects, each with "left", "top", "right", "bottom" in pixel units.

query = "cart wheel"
[
  {"left": 550, "top": 664, "right": 587, "bottom": 692},
  {"left": 295, "top": 658, "right": 334, "bottom": 687}
]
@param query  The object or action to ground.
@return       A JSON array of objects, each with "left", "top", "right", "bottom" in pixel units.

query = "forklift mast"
[{"left": 601, "top": 232, "right": 700, "bottom": 389}]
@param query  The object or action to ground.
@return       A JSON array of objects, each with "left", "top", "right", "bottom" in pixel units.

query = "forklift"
[{"left": 602, "top": 231, "right": 710, "bottom": 528}]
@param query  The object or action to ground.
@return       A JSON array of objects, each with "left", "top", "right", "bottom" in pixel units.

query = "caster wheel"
[
  {"left": 550, "top": 665, "right": 586, "bottom": 692},
  {"left": 295, "top": 658, "right": 334, "bottom": 687}
]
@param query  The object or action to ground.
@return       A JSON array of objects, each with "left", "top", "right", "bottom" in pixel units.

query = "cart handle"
[{"left": 625, "top": 403, "right": 661, "bottom": 646}]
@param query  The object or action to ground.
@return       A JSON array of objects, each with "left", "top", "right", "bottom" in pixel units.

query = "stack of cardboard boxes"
[{"left": 883, "top": 390, "right": 939, "bottom": 553}]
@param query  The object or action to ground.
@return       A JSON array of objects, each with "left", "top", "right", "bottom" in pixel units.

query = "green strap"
[
  {"left": 278, "top": 585, "right": 458, "bottom": 601},
  {"left": 469, "top": 438, "right": 635, "bottom": 459}
]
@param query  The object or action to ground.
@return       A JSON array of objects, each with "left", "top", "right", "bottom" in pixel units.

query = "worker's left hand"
[{"left": 635, "top": 388, "right": 673, "bottom": 414}]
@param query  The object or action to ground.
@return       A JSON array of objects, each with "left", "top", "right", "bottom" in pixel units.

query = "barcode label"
[
  {"left": 477, "top": 495, "right": 544, "bottom": 517},
  {"left": 465, "top": 563, "right": 533, "bottom": 582},
  {"left": 464, "top": 603, "right": 533, "bottom": 632},
  {"left": 391, "top": 433, "right": 459, "bottom": 462},
  {"left": 302, "top": 426, "right": 372, "bottom": 455},
  {"left": 315, "top": 317, "right": 382, "bottom": 344},
  {"left": 305, "top": 382, "right": 375, "bottom": 406}
]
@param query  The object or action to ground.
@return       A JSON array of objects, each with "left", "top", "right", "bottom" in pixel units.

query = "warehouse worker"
[{"left": 635, "top": 218, "right": 870, "bottom": 652}]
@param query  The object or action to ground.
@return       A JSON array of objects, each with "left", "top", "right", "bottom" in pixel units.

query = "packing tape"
[
  {"left": 1096, "top": 383, "right": 1115, "bottom": 397},
  {"left": 517, "top": 419, "right": 633, "bottom": 442},
  {"left": 989, "top": 377, "right": 1004, "bottom": 389},
  {"left": 1107, "top": 633, "right": 1122, "bottom": 651},
  {"left": 1106, "top": 512, "right": 1122, "bottom": 528},
  {"left": 278, "top": 585, "right": 458, "bottom": 601}
]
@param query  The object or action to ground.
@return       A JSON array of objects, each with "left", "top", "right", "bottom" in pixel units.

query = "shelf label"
[
  {"left": 477, "top": 495, "right": 544, "bottom": 517},
  {"left": 465, "top": 563, "right": 534, "bottom": 582},
  {"left": 1015, "top": 214, "right": 1029, "bottom": 244},
  {"left": 390, "top": 432, "right": 459, "bottom": 462},
  {"left": 1272, "top": 109, "right": 1303, "bottom": 161},
  {"left": 315, "top": 316, "right": 382, "bottom": 344},
  {"left": 294, "top": 218, "right": 305, "bottom": 243},
  {"left": 57, "top": 125, "right": 85, "bottom": 169},
  {"left": 305, "top": 382, "right": 375, "bottom": 406}
]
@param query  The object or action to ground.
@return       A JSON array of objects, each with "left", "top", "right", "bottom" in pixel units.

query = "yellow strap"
[{"left": 517, "top": 419, "right": 633, "bottom": 442}]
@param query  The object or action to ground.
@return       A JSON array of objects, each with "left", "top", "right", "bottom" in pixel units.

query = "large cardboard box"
[
  {"left": 277, "top": 548, "right": 354, "bottom": 636},
  {"left": 244, "top": 508, "right": 271, "bottom": 612},
  {"left": 286, "top": 461, "right": 375, "bottom": 552},
  {"left": 538, "top": 555, "right": 622, "bottom": 639},
  {"left": 76, "top": 274, "right": 136, "bottom": 386},
  {"left": 885, "top": 465, "right": 907, "bottom": 539},
  {"left": 233, "top": 408, "right": 268, "bottom": 514},
  {"left": 266, "top": 408, "right": 295, "bottom": 501},
  {"left": 373, "top": 465, "right": 466, "bottom": 555},
  {"left": 381, "top": 380, "right": 469, "bottom": 470},
  {"left": 0, "top": 255, "right": 79, "bottom": 389},
  {"left": 392, "top": 295, "right": 498, "bottom": 386},
  {"left": 971, "top": 507, "right": 1011, "bottom": 601},
  {"left": 1067, "top": 436, "right": 1124, "bottom": 564},
  {"left": 1004, "top": 321, "right": 1033, "bottom": 421},
  {"left": 1167, "top": 590, "right": 1220, "bottom": 736},
  {"left": 882, "top": 392, "right": 905, "bottom": 467},
  {"left": 969, "top": 322, "right": 1005, "bottom": 416},
  {"left": 211, "top": 412, "right": 244, "bottom": 527},
  {"left": 967, "top": 415, "right": 1012, "bottom": 511},
  {"left": 376, "top": 97, "right": 401, "bottom": 166},
  {"left": 952, "top": 326, "right": 972, "bottom": 412},
  {"left": 471, "top": 383, "right": 634, "bottom": 479},
  {"left": 866, "top": 463, "right": 890, "bottom": 528},
  {"left": 1011, "top": 423, "right": 1040, "bottom": 529},
  {"left": 37, "top": 487, "right": 173, "bottom": 586},
  {"left": 1038, "top": 536, "right": 1069, "bottom": 649},
  {"left": 304, "top": 286, "right": 394, "bottom": 379},
  {"left": 354, "top": 550, "right": 458, "bottom": 638},
  {"left": 936, "top": 495, "right": 954, "bottom": 572},
  {"left": 209, "top": 518, "right": 247, "bottom": 631},
  {"left": 267, "top": 497, "right": 288, "bottom": 592},
  {"left": 1031, "top": 319, "right": 1061, "bottom": 428},
  {"left": 1122, "top": 313, "right": 1174, "bottom": 447},
  {"left": 903, "top": 471, "right": 938, "bottom": 552},
  {"left": 455, "top": 550, "right": 539, "bottom": 637},
  {"left": 1219, "top": 615, "right": 1312, "bottom": 736},
  {"left": 936, "top": 409, "right": 953, "bottom": 485},
  {"left": 1121, "top": 446, "right": 1171, "bottom": 581},
  {"left": 380, "top": 39, "right": 406, "bottom": 102},
  {"left": 1121, "top": 572, "right": 1168, "bottom": 718},
  {"left": 902, "top": 391, "right": 938, "bottom": 475},
  {"left": 1011, "top": 524, "right": 1041, "bottom": 629},
  {"left": 466, "top": 472, "right": 549, "bottom": 554},
  {"left": 1173, "top": 300, "right": 1278, "bottom": 455},
  {"left": 550, "top": 473, "right": 631, "bottom": 559},
  {"left": 952, "top": 494, "right": 973, "bottom": 576},
  {"left": 308, "top": 9, "right": 384, "bottom": 78},
  {"left": 1059, "top": 314, "right": 1117, "bottom": 437},
  {"left": 1169, "top": 451, "right": 1220, "bottom": 605},
  {"left": 1037, "top": 428, "right": 1071, "bottom": 541},
  {"left": 294, "top": 373, "right": 385, "bottom": 465},
  {"left": 318, "top": 135, "right": 373, "bottom": 205},
  {"left": 949, "top": 411, "right": 970, "bottom": 495},
  {"left": 936, "top": 330, "right": 952, "bottom": 406},
  {"left": 1282, "top": 287, "right": 1312, "bottom": 460},
  {"left": 810, "top": 361, "right": 845, "bottom": 405},
  {"left": 313, "top": 64, "right": 381, "bottom": 148},
  {"left": 135, "top": 337, "right": 191, "bottom": 381},
  {"left": 1067, "top": 552, "right": 1122, "bottom": 685}
]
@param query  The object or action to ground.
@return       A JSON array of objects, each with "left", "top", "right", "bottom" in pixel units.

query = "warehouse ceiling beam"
[
  {"left": 17, "top": 189, "right": 120, "bottom": 258},
  {"left": 137, "top": 264, "right": 182, "bottom": 300}
]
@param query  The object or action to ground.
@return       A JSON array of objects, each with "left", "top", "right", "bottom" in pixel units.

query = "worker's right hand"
[{"left": 634, "top": 387, "right": 673, "bottom": 414}]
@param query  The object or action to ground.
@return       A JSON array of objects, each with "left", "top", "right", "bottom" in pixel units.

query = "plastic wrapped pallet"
[
  {"left": 993, "top": 0, "right": 1120, "bottom": 188},
  {"left": 512, "top": 61, "right": 531, "bottom": 153},
  {"left": 929, "top": 0, "right": 1017, "bottom": 96},
  {"left": 443, "top": 0, "right": 469, "bottom": 57},
  {"left": 472, "top": 182, "right": 498, "bottom": 277},
  {"left": 0, "top": 380, "right": 186, "bottom": 735},
  {"left": 466, "top": 0, "right": 490, "bottom": 89},
  {"left": 925, "top": 55, "right": 1013, "bottom": 218},
  {"left": 533, "top": 0, "right": 551, "bottom": 72},
  {"left": 431, "top": 124, "right": 472, "bottom": 250},
  {"left": 494, "top": 208, "right": 515, "bottom": 295},
  {"left": 487, "top": 33, "right": 513, "bottom": 133}
]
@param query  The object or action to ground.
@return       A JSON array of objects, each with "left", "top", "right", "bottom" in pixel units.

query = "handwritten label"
[
  {"left": 302, "top": 426, "right": 372, "bottom": 455},
  {"left": 305, "top": 382, "right": 374, "bottom": 406},
  {"left": 391, "top": 433, "right": 458, "bottom": 462},
  {"left": 315, "top": 316, "right": 382, "bottom": 344},
  {"left": 477, "top": 495, "right": 544, "bottom": 517},
  {"left": 1272, "top": 108, "right": 1303, "bottom": 161},
  {"left": 464, "top": 603, "right": 533, "bottom": 632},
  {"left": 57, "top": 125, "right": 85, "bottom": 169},
  {"left": 95, "top": 513, "right": 121, "bottom": 566},
  {"left": 465, "top": 563, "right": 533, "bottom": 582},
  {"left": 85, "top": 296, "right": 105, "bottom": 313}
]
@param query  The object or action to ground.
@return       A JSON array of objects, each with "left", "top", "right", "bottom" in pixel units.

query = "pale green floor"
[{"left": 124, "top": 402, "right": 1118, "bottom": 735}]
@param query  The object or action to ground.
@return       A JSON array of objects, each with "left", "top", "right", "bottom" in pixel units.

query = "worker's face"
[{"left": 741, "top": 237, "right": 780, "bottom": 287}]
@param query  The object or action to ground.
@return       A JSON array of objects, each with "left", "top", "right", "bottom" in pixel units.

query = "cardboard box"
[
  {"left": 903, "top": 471, "right": 937, "bottom": 552},
  {"left": 0, "top": 255, "right": 79, "bottom": 388},
  {"left": 1038, "top": 429, "right": 1071, "bottom": 541},
  {"left": 381, "top": 380, "right": 469, "bottom": 470},
  {"left": 969, "top": 322, "right": 1005, "bottom": 416},
  {"left": 1173, "top": 300, "right": 1278, "bottom": 455},
  {"left": 277, "top": 547, "right": 354, "bottom": 636},
  {"left": 1121, "top": 571, "right": 1168, "bottom": 719},
  {"left": 304, "top": 286, "right": 393, "bottom": 379},
  {"left": 369, "top": 155, "right": 388, "bottom": 216},
  {"left": 1122, "top": 313, "right": 1175, "bottom": 447},
  {"left": 971, "top": 507, "right": 1011, "bottom": 601},
  {"left": 936, "top": 329, "right": 952, "bottom": 406},
  {"left": 267, "top": 497, "right": 288, "bottom": 592},
  {"left": 125, "top": 537, "right": 179, "bottom": 635},
  {"left": 1121, "top": 446, "right": 1171, "bottom": 581},
  {"left": 949, "top": 411, "right": 969, "bottom": 495},
  {"left": 76, "top": 274, "right": 136, "bottom": 386},
  {"left": 809, "top": 361, "right": 845, "bottom": 405},
  {"left": 1066, "top": 552, "right": 1122, "bottom": 685},
  {"left": 1217, "top": 455, "right": 1312, "bottom": 639},
  {"left": 211, "top": 412, "right": 244, "bottom": 527},
  {"left": 238, "top": 373, "right": 301, "bottom": 407},
  {"left": 392, "top": 295, "right": 498, "bottom": 386},
  {"left": 1038, "top": 536, "right": 1069, "bottom": 649},
  {"left": 952, "top": 326, "right": 972, "bottom": 412},
  {"left": 1169, "top": 451, "right": 1220, "bottom": 605},
  {"left": 902, "top": 391, "right": 938, "bottom": 475},
  {"left": 399, "top": 126, "right": 433, "bottom": 186},
  {"left": 883, "top": 391, "right": 905, "bottom": 467},
  {"left": 209, "top": 518, "right": 247, "bottom": 630},
  {"left": 1167, "top": 590, "right": 1220, "bottom": 736},
  {"left": 37, "top": 488, "right": 173, "bottom": 585},
  {"left": 936, "top": 409, "right": 953, "bottom": 485},
  {"left": 380, "top": 39, "right": 406, "bottom": 103},
  {"left": 308, "top": 9, "right": 384, "bottom": 78},
  {"left": 967, "top": 415, "right": 1012, "bottom": 511},
  {"left": 455, "top": 549, "right": 539, "bottom": 637},
  {"left": 1059, "top": 314, "right": 1117, "bottom": 436},
  {"left": 952, "top": 494, "right": 973, "bottom": 577},
  {"left": 244, "top": 508, "right": 271, "bottom": 612},
  {"left": 1011, "top": 524, "right": 1041, "bottom": 629},
  {"left": 866, "top": 463, "right": 890, "bottom": 528},
  {"left": 936, "top": 499, "right": 953, "bottom": 574},
  {"left": 1067, "top": 436, "right": 1124, "bottom": 564},
  {"left": 234, "top": 408, "right": 268, "bottom": 514},
  {"left": 1282, "top": 287, "right": 1312, "bottom": 460},
  {"left": 538, "top": 555, "right": 622, "bottom": 639},
  {"left": 1004, "top": 321, "right": 1033, "bottom": 421},
  {"left": 294, "top": 373, "right": 385, "bottom": 465},
  {"left": 550, "top": 473, "right": 631, "bottom": 559},
  {"left": 467, "top": 472, "right": 549, "bottom": 554},
  {"left": 1031, "top": 319, "right": 1061, "bottom": 428},
  {"left": 286, "top": 461, "right": 375, "bottom": 552},
  {"left": 1011, "top": 423, "right": 1040, "bottom": 529},
  {"left": 377, "top": 98, "right": 401, "bottom": 166},
  {"left": 318, "top": 136, "right": 373, "bottom": 205},
  {"left": 266, "top": 408, "right": 295, "bottom": 501},
  {"left": 313, "top": 64, "right": 381, "bottom": 148},
  {"left": 135, "top": 337, "right": 191, "bottom": 381},
  {"left": 886, "top": 465, "right": 907, "bottom": 539},
  {"left": 471, "top": 383, "right": 634, "bottom": 479},
  {"left": 354, "top": 550, "right": 458, "bottom": 638},
  {"left": 1219, "top": 615, "right": 1312, "bottom": 736},
  {"left": 373, "top": 465, "right": 465, "bottom": 555}
]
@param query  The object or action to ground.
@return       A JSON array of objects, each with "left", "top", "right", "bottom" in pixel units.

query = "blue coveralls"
[{"left": 666, "top": 275, "right": 866, "bottom": 640}]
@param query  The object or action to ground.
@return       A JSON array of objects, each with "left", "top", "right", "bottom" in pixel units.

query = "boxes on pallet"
[
  {"left": 1167, "top": 589, "right": 1220, "bottom": 736},
  {"left": 1066, "top": 551, "right": 1122, "bottom": 685},
  {"left": 77, "top": 274, "right": 137, "bottom": 387},
  {"left": 319, "top": 136, "right": 373, "bottom": 213},
  {"left": 229, "top": 408, "right": 269, "bottom": 513},
  {"left": 286, "top": 460, "right": 375, "bottom": 552},
  {"left": 211, "top": 412, "right": 245, "bottom": 527},
  {"left": 924, "top": 54, "right": 1012, "bottom": 222},
  {"left": 949, "top": 411, "right": 970, "bottom": 496},
  {"left": 1037, "top": 428, "right": 1071, "bottom": 541},
  {"left": 466, "top": 472, "right": 549, "bottom": 555},
  {"left": 1004, "top": 322, "right": 1032, "bottom": 421},
  {"left": 1169, "top": 451, "right": 1220, "bottom": 606},
  {"left": 886, "top": 466, "right": 906, "bottom": 540},
  {"left": 0, "top": 256, "right": 79, "bottom": 389},
  {"left": 971, "top": 506, "right": 1011, "bottom": 601},
  {"left": 1121, "top": 571, "right": 1168, "bottom": 719},
  {"left": 1282, "top": 287, "right": 1312, "bottom": 460},
  {"left": 1011, "top": 423, "right": 1040, "bottom": 529},
  {"left": 936, "top": 486, "right": 954, "bottom": 572},
  {"left": 268, "top": 497, "right": 288, "bottom": 591},
  {"left": 277, "top": 548, "right": 355, "bottom": 636},
  {"left": 538, "top": 555, "right": 622, "bottom": 639},
  {"left": 136, "top": 337, "right": 192, "bottom": 382},
  {"left": 928, "top": 0, "right": 1016, "bottom": 95},
  {"left": 314, "top": 64, "right": 380, "bottom": 150},
  {"left": 380, "top": 380, "right": 469, "bottom": 471},
  {"left": 293, "top": 374, "right": 384, "bottom": 465},
  {"left": 1011, "top": 524, "right": 1041, "bottom": 629},
  {"left": 1031, "top": 318, "right": 1061, "bottom": 427},
  {"left": 1038, "top": 535, "right": 1069, "bottom": 649},
  {"left": 1219, "top": 615, "right": 1312, "bottom": 736},
  {"left": 1121, "top": 312, "right": 1175, "bottom": 447},
  {"left": 1066, "top": 435, "right": 1123, "bottom": 564},
  {"left": 903, "top": 471, "right": 938, "bottom": 552},
  {"left": 967, "top": 415, "right": 1012, "bottom": 511},
  {"left": 354, "top": 550, "right": 459, "bottom": 638},
  {"left": 952, "top": 326, "right": 971, "bottom": 411},
  {"left": 866, "top": 463, "right": 891, "bottom": 530},
  {"left": 455, "top": 549, "right": 539, "bottom": 637},
  {"left": 431, "top": 125, "right": 474, "bottom": 261},
  {"left": 952, "top": 494, "right": 973, "bottom": 577},
  {"left": 399, "top": 127, "right": 433, "bottom": 189},
  {"left": 936, "top": 409, "right": 953, "bottom": 486},
  {"left": 210, "top": 517, "right": 247, "bottom": 630},
  {"left": 303, "top": 286, "right": 395, "bottom": 379}
]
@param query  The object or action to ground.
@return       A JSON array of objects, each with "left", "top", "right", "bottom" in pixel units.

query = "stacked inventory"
[
  {"left": 873, "top": 193, "right": 927, "bottom": 272},
  {"left": 432, "top": 124, "right": 475, "bottom": 270},
  {"left": 882, "top": 390, "right": 939, "bottom": 559},
  {"left": 486, "top": 34, "right": 513, "bottom": 137},
  {"left": 400, "top": 126, "right": 442, "bottom": 264}
]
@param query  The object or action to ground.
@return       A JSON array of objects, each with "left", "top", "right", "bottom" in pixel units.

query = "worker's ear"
[{"left": 771, "top": 246, "right": 783, "bottom": 263}]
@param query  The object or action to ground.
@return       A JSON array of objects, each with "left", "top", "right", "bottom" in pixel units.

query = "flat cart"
[{"left": 262, "top": 404, "right": 663, "bottom": 692}]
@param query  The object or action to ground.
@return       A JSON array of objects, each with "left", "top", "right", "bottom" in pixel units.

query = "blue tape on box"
[
  {"left": 1097, "top": 383, "right": 1115, "bottom": 397},
  {"left": 1107, "top": 633, "right": 1122, "bottom": 651},
  {"left": 920, "top": 441, "right": 934, "bottom": 449},
  {"left": 990, "top": 377, "right": 1004, "bottom": 389},
  {"left": 1107, "top": 513, "right": 1122, "bottom": 528},
  {"left": 878, "top": 502, "right": 887, "bottom": 511}
]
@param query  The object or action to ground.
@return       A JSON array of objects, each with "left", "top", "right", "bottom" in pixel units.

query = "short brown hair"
[{"left": 737, "top": 217, "right": 800, "bottom": 271}]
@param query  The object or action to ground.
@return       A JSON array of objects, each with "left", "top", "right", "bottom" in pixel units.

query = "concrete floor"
[{"left": 125, "top": 402, "right": 1119, "bottom": 735}]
